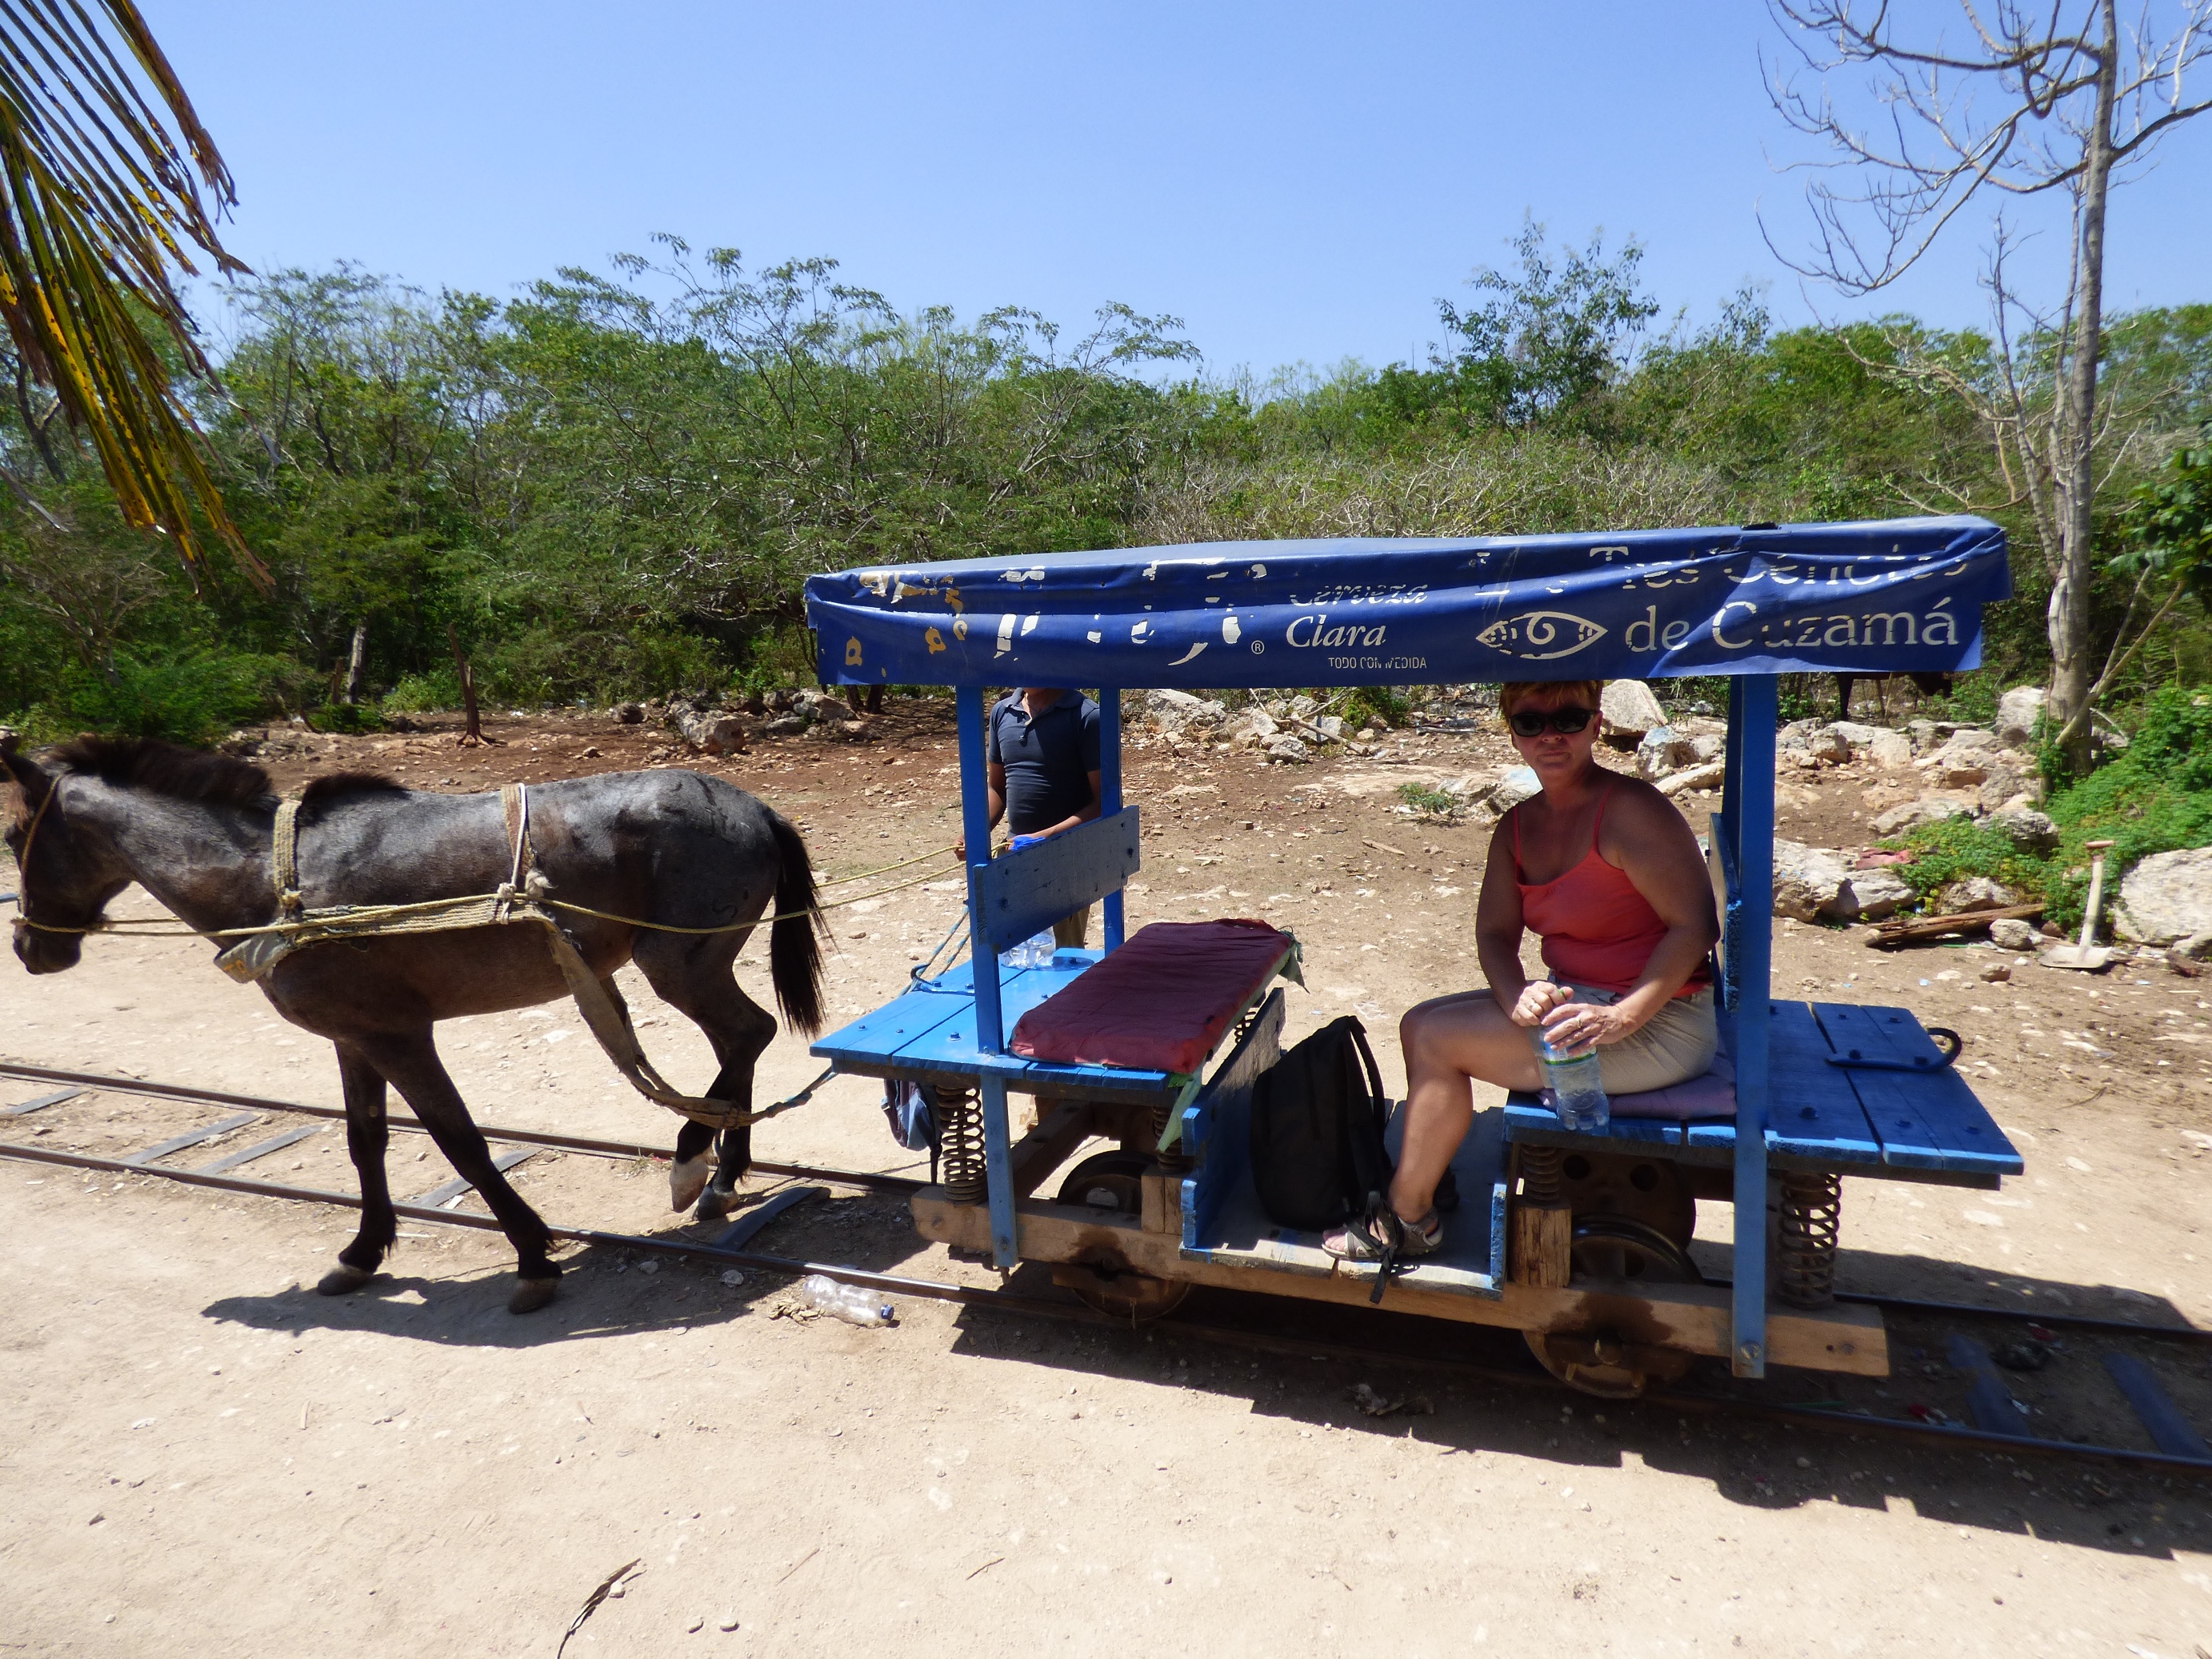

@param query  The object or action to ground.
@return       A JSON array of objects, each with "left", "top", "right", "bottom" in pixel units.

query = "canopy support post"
[
  {"left": 1727, "top": 674, "right": 1777, "bottom": 1379},
  {"left": 1098, "top": 687, "right": 1125, "bottom": 952},
  {"left": 956, "top": 686, "right": 1018, "bottom": 1266}
]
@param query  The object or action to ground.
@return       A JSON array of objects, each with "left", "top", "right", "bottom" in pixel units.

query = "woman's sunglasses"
[{"left": 1508, "top": 706, "right": 1594, "bottom": 738}]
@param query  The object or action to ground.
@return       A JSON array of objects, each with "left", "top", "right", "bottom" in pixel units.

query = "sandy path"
[{"left": 3, "top": 705, "right": 2209, "bottom": 1655}]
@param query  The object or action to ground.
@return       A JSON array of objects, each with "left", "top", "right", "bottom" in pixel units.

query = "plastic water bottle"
[
  {"left": 798, "top": 1273, "right": 894, "bottom": 1328},
  {"left": 999, "top": 930, "right": 1053, "bottom": 970},
  {"left": 1532, "top": 1029, "right": 1610, "bottom": 1133}
]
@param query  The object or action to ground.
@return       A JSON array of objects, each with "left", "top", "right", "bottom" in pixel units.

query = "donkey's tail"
[{"left": 766, "top": 810, "right": 826, "bottom": 1035}]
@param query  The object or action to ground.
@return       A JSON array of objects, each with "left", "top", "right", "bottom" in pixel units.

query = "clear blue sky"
[{"left": 152, "top": 1, "right": 2211, "bottom": 376}]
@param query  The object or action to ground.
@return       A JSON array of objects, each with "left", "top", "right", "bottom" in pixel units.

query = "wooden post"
[
  {"left": 448, "top": 623, "right": 498, "bottom": 747},
  {"left": 342, "top": 624, "right": 368, "bottom": 706},
  {"left": 1510, "top": 1201, "right": 1573, "bottom": 1289}
]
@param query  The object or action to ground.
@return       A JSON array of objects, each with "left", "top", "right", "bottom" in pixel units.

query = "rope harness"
[{"left": 10, "top": 778, "right": 958, "bottom": 1133}]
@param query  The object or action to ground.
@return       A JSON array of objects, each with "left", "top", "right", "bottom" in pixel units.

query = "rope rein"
[{"left": 5, "top": 778, "right": 973, "bottom": 1133}]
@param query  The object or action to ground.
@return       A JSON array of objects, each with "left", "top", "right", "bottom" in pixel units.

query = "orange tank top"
[{"left": 1512, "top": 785, "right": 1708, "bottom": 997}]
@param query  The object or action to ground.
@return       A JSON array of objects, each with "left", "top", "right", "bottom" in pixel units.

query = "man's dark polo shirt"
[{"left": 987, "top": 691, "right": 1101, "bottom": 835}]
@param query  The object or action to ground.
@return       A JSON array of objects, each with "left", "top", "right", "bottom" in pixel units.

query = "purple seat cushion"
[{"left": 1606, "top": 1048, "right": 1738, "bottom": 1121}]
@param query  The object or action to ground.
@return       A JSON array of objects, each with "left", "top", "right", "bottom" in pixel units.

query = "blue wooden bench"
[{"left": 1501, "top": 1000, "right": 2022, "bottom": 1189}]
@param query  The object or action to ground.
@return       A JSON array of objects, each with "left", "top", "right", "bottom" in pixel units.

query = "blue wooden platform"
[
  {"left": 810, "top": 950, "right": 1191, "bottom": 1105},
  {"left": 1176, "top": 993, "right": 1509, "bottom": 1300},
  {"left": 1502, "top": 1000, "right": 2022, "bottom": 1188}
]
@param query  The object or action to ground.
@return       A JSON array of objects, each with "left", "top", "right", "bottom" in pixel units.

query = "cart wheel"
[
  {"left": 1523, "top": 1217, "right": 1702, "bottom": 1399},
  {"left": 1051, "top": 1151, "right": 1191, "bottom": 1321},
  {"left": 1058, "top": 1149, "right": 1151, "bottom": 1214}
]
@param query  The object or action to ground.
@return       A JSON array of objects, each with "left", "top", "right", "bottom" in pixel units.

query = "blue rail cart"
[{"left": 802, "top": 518, "right": 2025, "bottom": 1395}]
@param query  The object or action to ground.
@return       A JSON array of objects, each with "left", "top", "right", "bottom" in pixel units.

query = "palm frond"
[{"left": 0, "top": 0, "right": 264, "bottom": 587}]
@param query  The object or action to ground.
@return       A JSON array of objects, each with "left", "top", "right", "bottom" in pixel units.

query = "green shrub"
[
  {"left": 1342, "top": 686, "right": 1410, "bottom": 730},
  {"left": 42, "top": 648, "right": 297, "bottom": 746},
  {"left": 308, "top": 702, "right": 386, "bottom": 734},
  {"left": 2038, "top": 686, "right": 2212, "bottom": 931},
  {"left": 1885, "top": 814, "right": 2047, "bottom": 909},
  {"left": 384, "top": 668, "right": 462, "bottom": 711},
  {"left": 1398, "top": 782, "right": 1458, "bottom": 816}
]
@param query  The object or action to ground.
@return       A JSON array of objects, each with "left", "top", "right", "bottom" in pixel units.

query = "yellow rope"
[{"left": 14, "top": 851, "right": 963, "bottom": 941}]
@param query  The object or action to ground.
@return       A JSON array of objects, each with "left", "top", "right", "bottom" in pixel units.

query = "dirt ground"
[{"left": 3, "top": 699, "right": 2210, "bottom": 1657}]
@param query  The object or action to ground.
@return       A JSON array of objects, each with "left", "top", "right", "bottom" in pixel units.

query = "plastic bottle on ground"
[
  {"left": 1532, "top": 1029, "right": 1610, "bottom": 1133},
  {"left": 798, "top": 1273, "right": 894, "bottom": 1328}
]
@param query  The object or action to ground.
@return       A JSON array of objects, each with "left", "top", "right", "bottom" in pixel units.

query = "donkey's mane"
[
  {"left": 298, "top": 771, "right": 406, "bottom": 806},
  {"left": 51, "top": 737, "right": 275, "bottom": 808}
]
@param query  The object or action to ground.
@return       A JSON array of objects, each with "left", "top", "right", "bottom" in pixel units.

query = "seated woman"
[{"left": 1326, "top": 678, "right": 1720, "bottom": 1262}]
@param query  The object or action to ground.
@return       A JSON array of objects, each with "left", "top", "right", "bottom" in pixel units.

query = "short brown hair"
[{"left": 1499, "top": 681, "right": 1604, "bottom": 723}]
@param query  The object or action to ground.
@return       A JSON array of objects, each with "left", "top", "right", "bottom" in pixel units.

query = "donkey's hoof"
[
  {"left": 317, "top": 1264, "right": 376, "bottom": 1297},
  {"left": 670, "top": 1152, "right": 712, "bottom": 1213},
  {"left": 509, "top": 1276, "right": 560, "bottom": 1315},
  {"left": 693, "top": 1183, "right": 739, "bottom": 1222}
]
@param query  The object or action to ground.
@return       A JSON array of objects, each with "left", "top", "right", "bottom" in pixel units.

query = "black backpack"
[{"left": 1248, "top": 1016, "right": 1394, "bottom": 1233}]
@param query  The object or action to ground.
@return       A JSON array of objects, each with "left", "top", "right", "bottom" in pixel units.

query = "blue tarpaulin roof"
[{"left": 806, "top": 515, "right": 2010, "bottom": 690}]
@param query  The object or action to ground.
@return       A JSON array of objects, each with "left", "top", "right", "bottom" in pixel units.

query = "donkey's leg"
[
  {"left": 630, "top": 936, "right": 778, "bottom": 1221},
  {"left": 354, "top": 1029, "right": 562, "bottom": 1313},
  {"left": 319, "top": 1045, "right": 396, "bottom": 1296}
]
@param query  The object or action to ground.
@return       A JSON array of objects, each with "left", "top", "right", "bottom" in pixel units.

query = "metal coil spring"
[
  {"left": 940, "top": 1087, "right": 987, "bottom": 1204},
  {"left": 1150, "top": 1102, "right": 1193, "bottom": 1173},
  {"left": 1776, "top": 1171, "right": 1842, "bottom": 1309},
  {"left": 1520, "top": 1144, "right": 1566, "bottom": 1205}
]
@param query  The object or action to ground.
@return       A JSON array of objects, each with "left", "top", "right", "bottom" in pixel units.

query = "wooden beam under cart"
[{"left": 913, "top": 1192, "right": 1886, "bottom": 1377}]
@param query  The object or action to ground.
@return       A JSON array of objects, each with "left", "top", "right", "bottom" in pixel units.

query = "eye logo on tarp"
[{"left": 1476, "top": 610, "right": 1606, "bottom": 661}]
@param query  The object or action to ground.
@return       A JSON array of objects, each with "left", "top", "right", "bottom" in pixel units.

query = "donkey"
[{"left": 2, "top": 737, "right": 824, "bottom": 1312}]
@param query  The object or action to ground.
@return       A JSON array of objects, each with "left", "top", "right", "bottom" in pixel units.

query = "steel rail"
[
  {"left": 0, "top": 1059, "right": 924, "bottom": 1195},
  {"left": 5, "top": 1129, "right": 2209, "bottom": 1479},
  {"left": 7, "top": 1061, "right": 2197, "bottom": 1343},
  {"left": 5, "top": 1062, "right": 2209, "bottom": 1477}
]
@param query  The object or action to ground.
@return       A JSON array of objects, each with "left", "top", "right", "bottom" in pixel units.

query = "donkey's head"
[{"left": 2, "top": 743, "right": 130, "bottom": 973}]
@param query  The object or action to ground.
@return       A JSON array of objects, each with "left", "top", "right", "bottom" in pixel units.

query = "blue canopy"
[{"left": 806, "top": 515, "right": 2009, "bottom": 690}]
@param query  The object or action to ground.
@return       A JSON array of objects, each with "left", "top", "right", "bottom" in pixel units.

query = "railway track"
[{"left": 3, "top": 1057, "right": 2207, "bottom": 1479}]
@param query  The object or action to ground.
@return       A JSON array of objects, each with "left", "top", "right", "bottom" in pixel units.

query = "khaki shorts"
[
  {"left": 1051, "top": 906, "right": 1091, "bottom": 949},
  {"left": 1559, "top": 983, "right": 1719, "bottom": 1095}
]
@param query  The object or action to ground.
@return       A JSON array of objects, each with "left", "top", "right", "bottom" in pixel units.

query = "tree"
[
  {"left": 0, "top": 1, "right": 258, "bottom": 586},
  {"left": 1435, "top": 219, "right": 1659, "bottom": 428},
  {"left": 1763, "top": 0, "right": 2212, "bottom": 767}
]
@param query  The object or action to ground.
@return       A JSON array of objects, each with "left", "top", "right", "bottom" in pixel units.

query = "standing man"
[{"left": 957, "top": 685, "right": 1104, "bottom": 949}]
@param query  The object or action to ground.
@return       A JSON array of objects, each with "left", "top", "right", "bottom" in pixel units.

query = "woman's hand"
[
  {"left": 1539, "top": 998, "right": 1638, "bottom": 1055},
  {"left": 1508, "top": 981, "right": 1572, "bottom": 1029}
]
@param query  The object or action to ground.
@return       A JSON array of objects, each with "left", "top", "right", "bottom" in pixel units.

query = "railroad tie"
[
  {"left": 2, "top": 1088, "right": 83, "bottom": 1117},
  {"left": 1946, "top": 1334, "right": 2037, "bottom": 1437},
  {"left": 409, "top": 1147, "right": 535, "bottom": 1209},
  {"left": 710, "top": 1185, "right": 826, "bottom": 1253},
  {"left": 122, "top": 1113, "right": 262, "bottom": 1167},
  {"left": 193, "top": 1123, "right": 326, "bottom": 1176},
  {"left": 2101, "top": 1352, "right": 2212, "bottom": 1461}
]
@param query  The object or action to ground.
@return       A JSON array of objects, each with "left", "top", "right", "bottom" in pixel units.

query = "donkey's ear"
[{"left": 0, "top": 740, "right": 51, "bottom": 798}]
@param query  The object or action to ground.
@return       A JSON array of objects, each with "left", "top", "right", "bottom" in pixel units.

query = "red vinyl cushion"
[{"left": 1009, "top": 919, "right": 1294, "bottom": 1076}]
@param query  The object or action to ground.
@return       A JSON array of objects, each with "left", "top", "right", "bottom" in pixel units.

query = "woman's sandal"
[{"left": 1322, "top": 1205, "right": 1443, "bottom": 1263}]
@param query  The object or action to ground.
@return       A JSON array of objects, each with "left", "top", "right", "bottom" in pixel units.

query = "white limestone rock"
[
  {"left": 1934, "top": 876, "right": 2017, "bottom": 913},
  {"left": 1491, "top": 766, "right": 1542, "bottom": 813},
  {"left": 1262, "top": 734, "right": 1311, "bottom": 765},
  {"left": 1871, "top": 796, "right": 1974, "bottom": 837},
  {"left": 1986, "top": 806, "right": 2059, "bottom": 853},
  {"left": 1636, "top": 726, "right": 1698, "bottom": 781},
  {"left": 1146, "top": 688, "right": 1226, "bottom": 731},
  {"left": 2112, "top": 845, "right": 2212, "bottom": 945},
  {"left": 1866, "top": 729, "right": 1913, "bottom": 767},
  {"left": 1996, "top": 686, "right": 2048, "bottom": 747},
  {"left": 1773, "top": 840, "right": 1854, "bottom": 922},
  {"left": 1600, "top": 680, "right": 1667, "bottom": 742},
  {"left": 1989, "top": 917, "right": 2038, "bottom": 950},
  {"left": 1843, "top": 866, "right": 1914, "bottom": 922}
]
